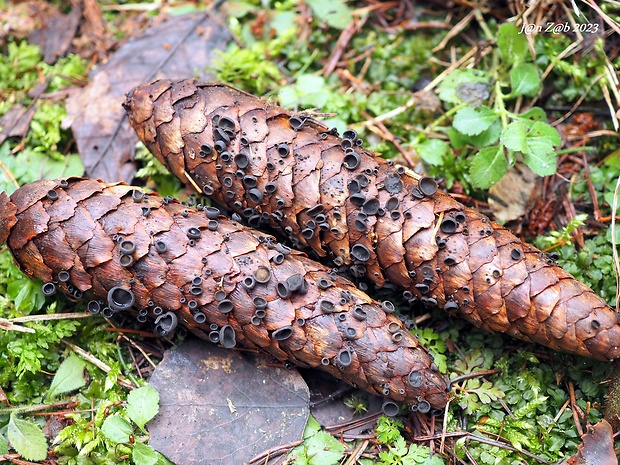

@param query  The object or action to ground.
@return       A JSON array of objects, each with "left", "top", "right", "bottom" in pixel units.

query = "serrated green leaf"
[
  {"left": 510, "top": 63, "right": 541, "bottom": 97},
  {"left": 475, "top": 381, "right": 505, "bottom": 404},
  {"left": 523, "top": 144, "right": 558, "bottom": 176},
  {"left": 132, "top": 442, "right": 159, "bottom": 465},
  {"left": 523, "top": 121, "right": 561, "bottom": 176},
  {"left": 417, "top": 139, "right": 448, "bottom": 166},
  {"left": 463, "top": 120, "right": 502, "bottom": 148},
  {"left": 279, "top": 74, "right": 330, "bottom": 109},
  {"left": 422, "top": 455, "right": 445, "bottom": 465},
  {"left": 501, "top": 121, "right": 528, "bottom": 152},
  {"left": 497, "top": 23, "right": 528, "bottom": 64},
  {"left": 306, "top": 431, "right": 345, "bottom": 465},
  {"left": 48, "top": 354, "right": 87, "bottom": 398},
  {"left": 154, "top": 451, "right": 176, "bottom": 465},
  {"left": 126, "top": 385, "right": 159, "bottom": 430},
  {"left": 102, "top": 415, "right": 133, "bottom": 444},
  {"left": 305, "top": 0, "right": 352, "bottom": 30},
  {"left": 528, "top": 121, "right": 561, "bottom": 146},
  {"left": 453, "top": 106, "right": 497, "bottom": 136},
  {"left": 469, "top": 146, "right": 507, "bottom": 189},
  {"left": 517, "top": 106, "right": 547, "bottom": 123},
  {"left": 8, "top": 414, "right": 48, "bottom": 461},
  {"left": 303, "top": 415, "right": 322, "bottom": 439},
  {"left": 0, "top": 434, "right": 8, "bottom": 455}
]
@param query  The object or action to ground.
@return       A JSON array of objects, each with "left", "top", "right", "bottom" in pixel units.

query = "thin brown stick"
[{"left": 247, "top": 440, "right": 303, "bottom": 464}]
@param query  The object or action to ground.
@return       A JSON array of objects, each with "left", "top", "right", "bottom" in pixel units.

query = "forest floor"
[{"left": 0, "top": 1, "right": 619, "bottom": 464}]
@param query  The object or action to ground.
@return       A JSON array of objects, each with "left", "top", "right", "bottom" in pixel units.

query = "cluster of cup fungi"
[
  {"left": 123, "top": 79, "right": 620, "bottom": 363},
  {"left": 0, "top": 177, "right": 449, "bottom": 414}
]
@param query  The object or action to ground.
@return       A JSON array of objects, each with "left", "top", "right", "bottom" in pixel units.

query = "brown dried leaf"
[
  {"left": 0, "top": 105, "right": 36, "bottom": 145},
  {"left": 65, "top": 12, "right": 230, "bottom": 183},
  {"left": 28, "top": 0, "right": 82, "bottom": 64},
  {"left": 148, "top": 339, "right": 309, "bottom": 465},
  {"left": 567, "top": 420, "right": 617, "bottom": 465},
  {"left": 488, "top": 164, "right": 539, "bottom": 223}
]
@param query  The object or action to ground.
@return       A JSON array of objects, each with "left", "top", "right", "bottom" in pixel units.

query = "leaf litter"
[
  {"left": 148, "top": 339, "right": 309, "bottom": 465},
  {"left": 65, "top": 11, "right": 230, "bottom": 183}
]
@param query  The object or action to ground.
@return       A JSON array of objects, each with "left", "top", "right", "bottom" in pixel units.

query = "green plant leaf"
[
  {"left": 463, "top": 120, "right": 502, "bottom": 148},
  {"left": 48, "top": 354, "right": 87, "bottom": 398},
  {"left": 469, "top": 145, "right": 507, "bottom": 189},
  {"left": 475, "top": 381, "right": 505, "bottom": 404},
  {"left": 501, "top": 121, "right": 528, "bottom": 152},
  {"left": 522, "top": 122, "right": 560, "bottom": 176},
  {"left": 305, "top": 431, "right": 345, "bottom": 465},
  {"left": 517, "top": 106, "right": 547, "bottom": 123},
  {"left": 132, "top": 442, "right": 159, "bottom": 465},
  {"left": 302, "top": 415, "right": 322, "bottom": 439},
  {"left": 453, "top": 106, "right": 497, "bottom": 136},
  {"left": 375, "top": 416, "right": 404, "bottom": 445},
  {"left": 521, "top": 147, "right": 557, "bottom": 176},
  {"left": 102, "top": 415, "right": 133, "bottom": 444},
  {"left": 417, "top": 139, "right": 448, "bottom": 166},
  {"left": 278, "top": 74, "right": 330, "bottom": 108},
  {"left": 528, "top": 121, "right": 561, "bottom": 146},
  {"left": 438, "top": 69, "right": 489, "bottom": 104},
  {"left": 126, "top": 385, "right": 160, "bottom": 430},
  {"left": 497, "top": 23, "right": 528, "bottom": 64},
  {"left": 305, "top": 0, "right": 352, "bottom": 30},
  {"left": 0, "top": 434, "right": 8, "bottom": 455},
  {"left": 7, "top": 414, "right": 48, "bottom": 461},
  {"left": 510, "top": 63, "right": 541, "bottom": 97}
]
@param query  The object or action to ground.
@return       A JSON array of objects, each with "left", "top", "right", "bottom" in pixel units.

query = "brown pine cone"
[
  {"left": 0, "top": 178, "right": 448, "bottom": 412},
  {"left": 124, "top": 79, "right": 620, "bottom": 361}
]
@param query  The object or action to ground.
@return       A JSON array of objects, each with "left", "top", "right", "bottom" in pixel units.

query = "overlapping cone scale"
[
  {"left": 125, "top": 78, "right": 620, "bottom": 361},
  {"left": 1, "top": 178, "right": 448, "bottom": 410}
]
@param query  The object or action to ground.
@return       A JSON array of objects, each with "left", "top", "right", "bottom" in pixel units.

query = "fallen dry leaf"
[
  {"left": 489, "top": 164, "right": 539, "bottom": 223},
  {"left": 0, "top": 104, "right": 36, "bottom": 146},
  {"left": 148, "top": 339, "right": 309, "bottom": 465},
  {"left": 28, "top": 0, "right": 82, "bottom": 64},
  {"left": 567, "top": 419, "right": 617, "bottom": 465},
  {"left": 65, "top": 11, "right": 230, "bottom": 183}
]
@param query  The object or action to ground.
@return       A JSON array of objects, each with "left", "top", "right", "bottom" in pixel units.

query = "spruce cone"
[
  {"left": 125, "top": 79, "right": 620, "bottom": 361},
  {"left": 0, "top": 178, "right": 448, "bottom": 411}
]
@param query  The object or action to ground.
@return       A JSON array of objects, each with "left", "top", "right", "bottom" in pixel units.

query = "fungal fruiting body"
[
  {"left": 0, "top": 178, "right": 448, "bottom": 411},
  {"left": 125, "top": 79, "right": 620, "bottom": 361}
]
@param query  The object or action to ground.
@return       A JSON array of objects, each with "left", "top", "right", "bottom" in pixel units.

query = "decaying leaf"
[
  {"left": 0, "top": 178, "right": 448, "bottom": 412},
  {"left": 124, "top": 79, "right": 620, "bottom": 361},
  {"left": 65, "top": 13, "right": 230, "bottom": 183},
  {"left": 28, "top": 0, "right": 82, "bottom": 64},
  {"left": 488, "top": 164, "right": 539, "bottom": 224},
  {"left": 567, "top": 419, "right": 617, "bottom": 465},
  {"left": 0, "top": 105, "right": 36, "bottom": 146},
  {"left": 149, "top": 339, "right": 309, "bottom": 465}
]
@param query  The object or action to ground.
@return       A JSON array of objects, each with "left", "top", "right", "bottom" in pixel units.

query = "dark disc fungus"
[
  {"left": 120, "top": 254, "right": 134, "bottom": 267},
  {"left": 87, "top": 300, "right": 101, "bottom": 314},
  {"left": 254, "top": 266, "right": 271, "bottom": 283},
  {"left": 217, "top": 299, "right": 234, "bottom": 314},
  {"left": 440, "top": 218, "right": 458, "bottom": 234},
  {"left": 120, "top": 240, "right": 136, "bottom": 254},
  {"left": 351, "top": 244, "right": 371, "bottom": 262},
  {"left": 272, "top": 326, "right": 293, "bottom": 341},
  {"left": 382, "top": 401, "right": 400, "bottom": 417},
  {"left": 336, "top": 348, "right": 352, "bottom": 367},
  {"left": 418, "top": 176, "right": 438, "bottom": 196},
  {"left": 219, "top": 325, "right": 236, "bottom": 348},
  {"left": 408, "top": 370, "right": 424, "bottom": 388},
  {"left": 155, "top": 312, "right": 178, "bottom": 335},
  {"left": 107, "top": 286, "right": 135, "bottom": 312}
]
